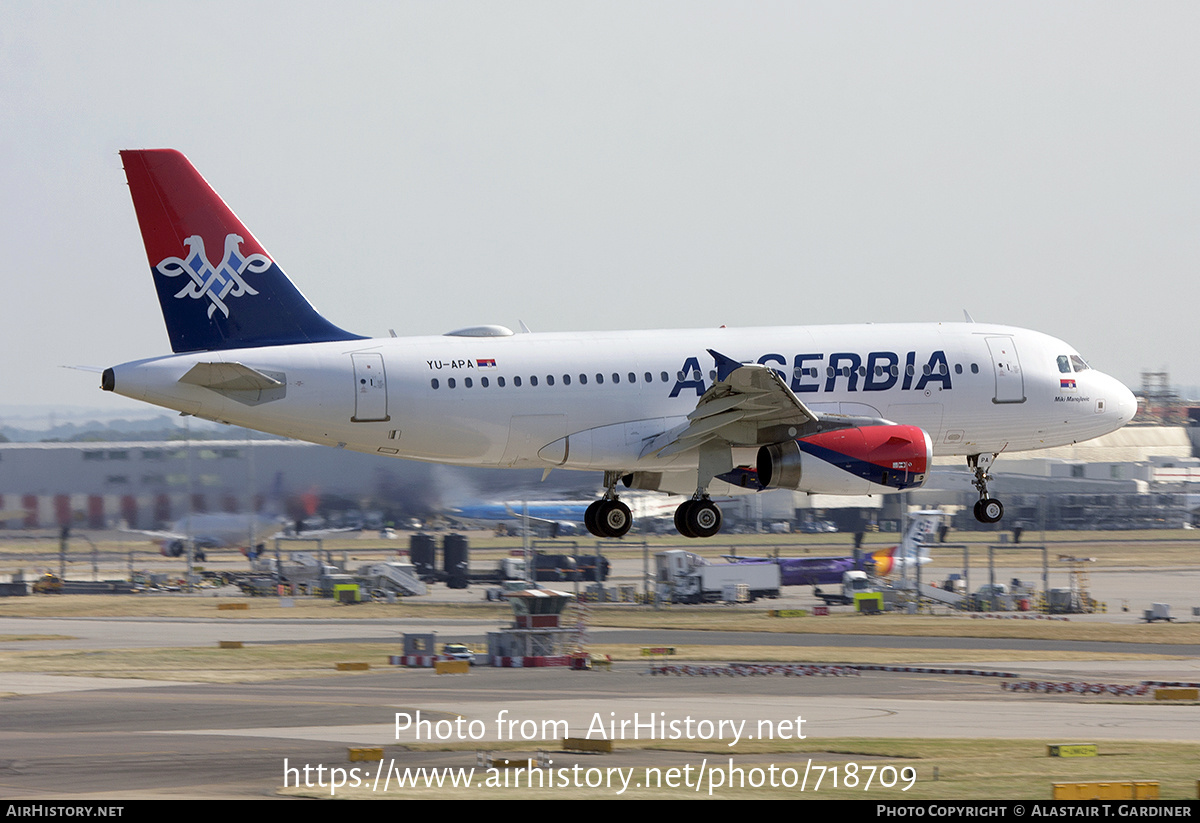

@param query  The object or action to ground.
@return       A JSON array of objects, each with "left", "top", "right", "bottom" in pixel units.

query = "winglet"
[{"left": 707, "top": 349, "right": 743, "bottom": 382}]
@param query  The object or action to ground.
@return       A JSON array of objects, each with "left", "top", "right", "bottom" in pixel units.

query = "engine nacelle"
[{"left": 756, "top": 425, "right": 932, "bottom": 495}]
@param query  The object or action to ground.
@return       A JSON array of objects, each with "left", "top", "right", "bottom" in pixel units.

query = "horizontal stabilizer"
[{"left": 179, "top": 362, "right": 283, "bottom": 391}]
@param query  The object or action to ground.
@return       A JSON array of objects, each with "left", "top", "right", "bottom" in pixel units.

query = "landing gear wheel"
[
  {"left": 973, "top": 498, "right": 1004, "bottom": 524},
  {"left": 584, "top": 500, "right": 603, "bottom": 537},
  {"left": 675, "top": 498, "right": 722, "bottom": 538},
  {"left": 686, "top": 499, "right": 722, "bottom": 538},
  {"left": 597, "top": 499, "right": 632, "bottom": 538},
  {"left": 674, "top": 499, "right": 697, "bottom": 538}
]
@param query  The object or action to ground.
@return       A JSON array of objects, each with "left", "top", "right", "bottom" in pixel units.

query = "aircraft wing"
[
  {"left": 644, "top": 350, "right": 820, "bottom": 459},
  {"left": 121, "top": 516, "right": 286, "bottom": 548},
  {"left": 502, "top": 504, "right": 572, "bottom": 529},
  {"left": 121, "top": 528, "right": 191, "bottom": 542},
  {"left": 644, "top": 349, "right": 900, "bottom": 461},
  {"left": 275, "top": 526, "right": 360, "bottom": 539}
]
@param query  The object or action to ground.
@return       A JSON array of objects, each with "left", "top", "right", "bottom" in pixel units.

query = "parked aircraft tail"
[
  {"left": 120, "top": 149, "right": 364, "bottom": 353},
  {"left": 868, "top": 510, "right": 941, "bottom": 576}
]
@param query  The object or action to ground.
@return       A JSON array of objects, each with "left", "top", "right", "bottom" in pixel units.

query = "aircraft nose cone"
[
  {"left": 1117, "top": 380, "right": 1136, "bottom": 416},
  {"left": 1109, "top": 376, "right": 1138, "bottom": 424}
]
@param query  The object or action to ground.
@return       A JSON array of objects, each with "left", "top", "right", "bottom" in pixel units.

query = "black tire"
[
  {"left": 981, "top": 498, "right": 1004, "bottom": 523},
  {"left": 584, "top": 500, "right": 603, "bottom": 537},
  {"left": 686, "top": 499, "right": 722, "bottom": 538},
  {"left": 674, "top": 500, "right": 696, "bottom": 538},
  {"left": 598, "top": 499, "right": 632, "bottom": 538},
  {"left": 974, "top": 498, "right": 1004, "bottom": 524}
]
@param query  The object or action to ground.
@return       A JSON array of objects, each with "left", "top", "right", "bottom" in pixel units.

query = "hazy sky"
[{"left": 2, "top": 1, "right": 1198, "bottom": 421}]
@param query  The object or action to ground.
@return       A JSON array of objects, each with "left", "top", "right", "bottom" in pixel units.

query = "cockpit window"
[
  {"left": 1070, "top": 355, "right": 1090, "bottom": 372},
  {"left": 1057, "top": 355, "right": 1072, "bottom": 374}
]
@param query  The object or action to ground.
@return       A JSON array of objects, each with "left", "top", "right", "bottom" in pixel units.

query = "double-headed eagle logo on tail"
[{"left": 155, "top": 234, "right": 272, "bottom": 319}]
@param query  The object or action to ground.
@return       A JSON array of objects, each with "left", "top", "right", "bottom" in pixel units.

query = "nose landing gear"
[{"left": 969, "top": 453, "right": 1004, "bottom": 524}]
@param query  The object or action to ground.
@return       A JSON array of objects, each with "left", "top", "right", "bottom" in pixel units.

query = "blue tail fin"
[{"left": 121, "top": 150, "right": 366, "bottom": 353}]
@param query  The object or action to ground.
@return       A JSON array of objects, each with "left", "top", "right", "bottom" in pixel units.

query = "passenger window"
[
  {"left": 514, "top": 376, "right": 522, "bottom": 387},
  {"left": 579, "top": 374, "right": 588, "bottom": 385},
  {"left": 612, "top": 373, "right": 620, "bottom": 384},
  {"left": 970, "top": 364, "right": 979, "bottom": 374},
  {"left": 464, "top": 377, "right": 473, "bottom": 388},
  {"left": 629, "top": 372, "right": 637, "bottom": 383},
  {"left": 431, "top": 379, "right": 439, "bottom": 389},
  {"left": 531, "top": 376, "right": 539, "bottom": 387},
  {"left": 563, "top": 374, "right": 571, "bottom": 385},
  {"left": 660, "top": 372, "right": 669, "bottom": 382},
  {"left": 448, "top": 378, "right": 456, "bottom": 389},
  {"left": 498, "top": 376, "right": 506, "bottom": 387},
  {"left": 481, "top": 377, "right": 489, "bottom": 388},
  {"left": 645, "top": 372, "right": 652, "bottom": 383},
  {"left": 546, "top": 375, "right": 554, "bottom": 386},
  {"left": 596, "top": 374, "right": 604, "bottom": 384}
]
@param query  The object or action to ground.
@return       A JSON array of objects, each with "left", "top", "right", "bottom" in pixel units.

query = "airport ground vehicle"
[
  {"left": 814, "top": 570, "right": 877, "bottom": 606},
  {"left": 442, "top": 643, "right": 477, "bottom": 665},
  {"left": 31, "top": 573, "right": 63, "bottom": 594},
  {"left": 656, "top": 549, "right": 781, "bottom": 603}
]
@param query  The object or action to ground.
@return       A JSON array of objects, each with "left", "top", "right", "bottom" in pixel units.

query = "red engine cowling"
[{"left": 756, "top": 425, "right": 932, "bottom": 495}]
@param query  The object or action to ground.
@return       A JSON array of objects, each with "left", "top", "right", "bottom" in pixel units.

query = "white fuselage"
[{"left": 107, "top": 322, "right": 1137, "bottom": 479}]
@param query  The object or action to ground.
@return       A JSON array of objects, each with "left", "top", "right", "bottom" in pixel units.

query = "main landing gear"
[
  {"left": 969, "top": 453, "right": 1004, "bottom": 524},
  {"left": 672, "top": 440, "right": 730, "bottom": 538},
  {"left": 584, "top": 498, "right": 632, "bottom": 538},
  {"left": 584, "top": 471, "right": 632, "bottom": 538},
  {"left": 674, "top": 497, "right": 722, "bottom": 539}
]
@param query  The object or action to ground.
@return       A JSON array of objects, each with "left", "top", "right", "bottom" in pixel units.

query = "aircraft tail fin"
[
  {"left": 900, "top": 511, "right": 941, "bottom": 557},
  {"left": 120, "top": 149, "right": 365, "bottom": 353},
  {"left": 867, "top": 512, "right": 941, "bottom": 577}
]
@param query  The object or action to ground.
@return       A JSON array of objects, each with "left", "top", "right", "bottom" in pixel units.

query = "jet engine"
[{"left": 756, "top": 425, "right": 932, "bottom": 495}]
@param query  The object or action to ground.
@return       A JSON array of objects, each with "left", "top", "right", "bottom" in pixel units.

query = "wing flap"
[{"left": 649, "top": 350, "right": 821, "bottom": 456}]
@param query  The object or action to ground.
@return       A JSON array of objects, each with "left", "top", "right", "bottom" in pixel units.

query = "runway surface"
[{"left": 1, "top": 612, "right": 1198, "bottom": 799}]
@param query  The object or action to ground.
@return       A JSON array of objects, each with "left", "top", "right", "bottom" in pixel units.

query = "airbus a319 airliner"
[{"left": 101, "top": 150, "right": 1137, "bottom": 539}]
